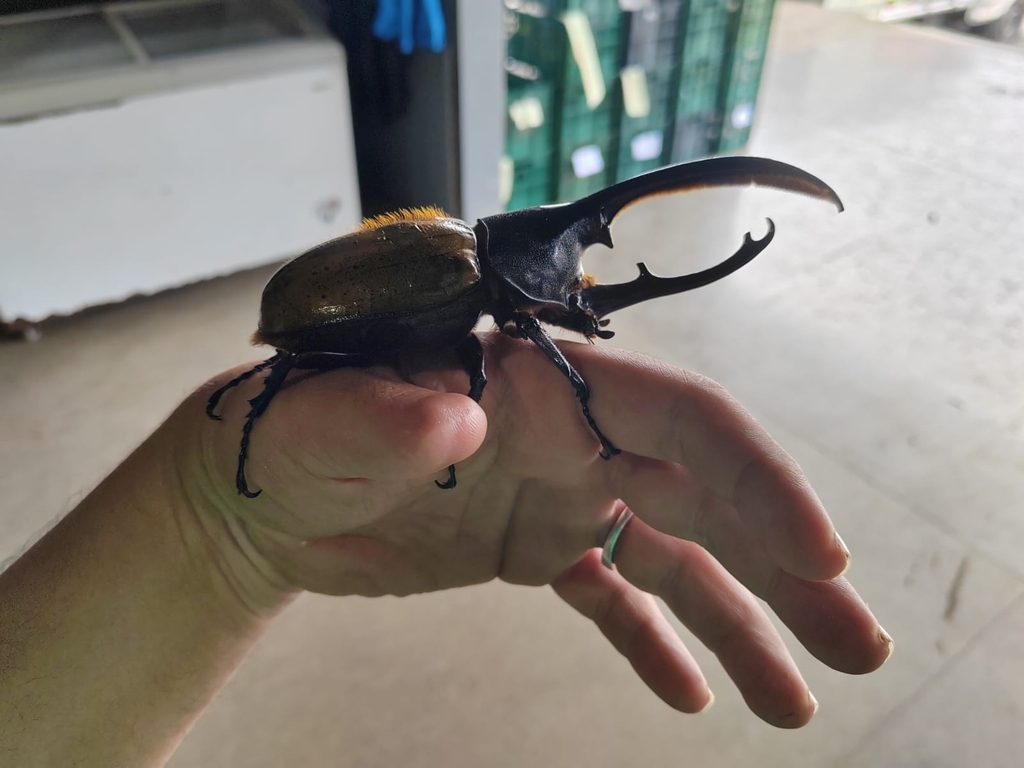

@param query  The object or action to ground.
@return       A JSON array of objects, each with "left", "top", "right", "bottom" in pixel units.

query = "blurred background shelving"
[{"left": 502, "top": 0, "right": 778, "bottom": 208}]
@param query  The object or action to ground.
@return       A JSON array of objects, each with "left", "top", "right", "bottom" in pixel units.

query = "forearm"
[{"left": 0, "top": 405, "right": 297, "bottom": 767}]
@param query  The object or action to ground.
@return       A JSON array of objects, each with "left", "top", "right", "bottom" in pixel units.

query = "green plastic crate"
[
  {"left": 506, "top": 79, "right": 557, "bottom": 210},
  {"left": 614, "top": 0, "right": 686, "bottom": 183},
  {"left": 671, "top": 0, "right": 737, "bottom": 163},
  {"left": 505, "top": 10, "right": 567, "bottom": 210},
  {"left": 502, "top": 0, "right": 776, "bottom": 208},
  {"left": 553, "top": 0, "right": 626, "bottom": 201},
  {"left": 716, "top": 0, "right": 776, "bottom": 153}
]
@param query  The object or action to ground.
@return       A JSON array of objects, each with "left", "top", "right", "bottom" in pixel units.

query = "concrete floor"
[{"left": 3, "top": 2, "right": 1024, "bottom": 766}]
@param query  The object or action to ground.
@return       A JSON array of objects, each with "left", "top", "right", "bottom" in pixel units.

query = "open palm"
[{"left": 193, "top": 333, "right": 891, "bottom": 727}]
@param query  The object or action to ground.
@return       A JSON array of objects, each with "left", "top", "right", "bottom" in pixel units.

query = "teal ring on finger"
[{"left": 601, "top": 508, "right": 634, "bottom": 569}]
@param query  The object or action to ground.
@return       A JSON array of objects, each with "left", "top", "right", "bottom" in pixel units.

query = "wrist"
[
  {"left": 160, "top": 391, "right": 301, "bottom": 622},
  {"left": 0, "top": 393, "right": 297, "bottom": 766}
]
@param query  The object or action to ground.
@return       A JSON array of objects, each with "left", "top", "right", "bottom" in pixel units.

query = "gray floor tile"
[
  {"left": 650, "top": 418, "right": 1022, "bottom": 768},
  {"left": 841, "top": 594, "right": 1024, "bottom": 768}
]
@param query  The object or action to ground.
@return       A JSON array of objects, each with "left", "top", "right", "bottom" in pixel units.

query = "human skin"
[{"left": 0, "top": 334, "right": 892, "bottom": 766}]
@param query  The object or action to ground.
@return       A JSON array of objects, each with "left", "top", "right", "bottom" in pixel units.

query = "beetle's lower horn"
[{"left": 581, "top": 219, "right": 776, "bottom": 319}]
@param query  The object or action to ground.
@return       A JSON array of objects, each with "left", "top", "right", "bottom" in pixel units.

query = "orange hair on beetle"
[{"left": 359, "top": 206, "right": 449, "bottom": 231}]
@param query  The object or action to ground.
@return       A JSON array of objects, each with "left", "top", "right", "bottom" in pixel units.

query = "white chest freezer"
[{"left": 0, "top": 0, "right": 361, "bottom": 324}]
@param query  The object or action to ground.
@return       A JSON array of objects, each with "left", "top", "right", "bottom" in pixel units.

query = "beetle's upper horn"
[{"left": 577, "top": 155, "right": 844, "bottom": 226}]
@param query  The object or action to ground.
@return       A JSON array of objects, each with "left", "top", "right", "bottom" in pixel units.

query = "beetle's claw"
[
  {"left": 436, "top": 465, "right": 458, "bottom": 489},
  {"left": 206, "top": 395, "right": 225, "bottom": 420},
  {"left": 236, "top": 459, "right": 262, "bottom": 497},
  {"left": 205, "top": 395, "right": 221, "bottom": 420},
  {"left": 237, "top": 470, "right": 262, "bottom": 496}
]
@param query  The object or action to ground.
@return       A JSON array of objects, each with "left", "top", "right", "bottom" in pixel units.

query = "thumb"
[{"left": 247, "top": 367, "right": 488, "bottom": 487}]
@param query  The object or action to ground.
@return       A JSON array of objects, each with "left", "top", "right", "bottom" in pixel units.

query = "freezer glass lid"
[{"left": 121, "top": 0, "right": 305, "bottom": 60}]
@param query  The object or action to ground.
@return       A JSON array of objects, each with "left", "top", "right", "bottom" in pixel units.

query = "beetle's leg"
[
  {"left": 206, "top": 352, "right": 285, "bottom": 420},
  {"left": 236, "top": 354, "right": 298, "bottom": 498},
  {"left": 436, "top": 334, "right": 488, "bottom": 490},
  {"left": 232, "top": 351, "right": 367, "bottom": 498},
  {"left": 460, "top": 333, "right": 488, "bottom": 404},
  {"left": 515, "top": 315, "right": 621, "bottom": 460}
]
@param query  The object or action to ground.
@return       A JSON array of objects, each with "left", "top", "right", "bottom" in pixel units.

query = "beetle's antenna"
[
  {"left": 577, "top": 157, "right": 844, "bottom": 228},
  {"left": 581, "top": 219, "right": 776, "bottom": 318}
]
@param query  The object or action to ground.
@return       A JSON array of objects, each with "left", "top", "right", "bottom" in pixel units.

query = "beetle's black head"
[
  {"left": 475, "top": 201, "right": 613, "bottom": 309},
  {"left": 478, "top": 156, "right": 843, "bottom": 320}
]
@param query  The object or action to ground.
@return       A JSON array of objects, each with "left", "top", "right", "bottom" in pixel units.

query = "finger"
[
  {"left": 612, "top": 514, "right": 818, "bottom": 728},
  {"left": 216, "top": 364, "right": 487, "bottom": 487},
  {"left": 606, "top": 452, "right": 890, "bottom": 673},
  {"left": 552, "top": 548, "right": 714, "bottom": 714},
  {"left": 563, "top": 343, "right": 848, "bottom": 581},
  {"left": 767, "top": 572, "right": 894, "bottom": 674}
]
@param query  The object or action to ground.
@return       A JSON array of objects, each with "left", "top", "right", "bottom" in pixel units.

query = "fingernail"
[
  {"left": 835, "top": 531, "right": 852, "bottom": 573},
  {"left": 879, "top": 625, "right": 895, "bottom": 659},
  {"left": 699, "top": 689, "right": 715, "bottom": 713},
  {"left": 809, "top": 691, "right": 819, "bottom": 716}
]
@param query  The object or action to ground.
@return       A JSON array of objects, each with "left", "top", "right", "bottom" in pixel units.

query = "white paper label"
[
  {"left": 508, "top": 96, "right": 545, "bottom": 131},
  {"left": 499, "top": 155, "right": 514, "bottom": 207},
  {"left": 620, "top": 65, "right": 651, "bottom": 118},
  {"left": 630, "top": 130, "right": 663, "bottom": 161},
  {"left": 571, "top": 145, "right": 605, "bottom": 178},
  {"left": 731, "top": 103, "right": 754, "bottom": 129},
  {"left": 562, "top": 10, "right": 606, "bottom": 109}
]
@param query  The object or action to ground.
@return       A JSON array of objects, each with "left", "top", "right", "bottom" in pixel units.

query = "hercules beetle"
[{"left": 208, "top": 156, "right": 843, "bottom": 497}]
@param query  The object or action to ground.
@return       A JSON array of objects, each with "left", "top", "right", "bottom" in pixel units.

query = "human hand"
[{"left": 179, "top": 333, "right": 892, "bottom": 728}]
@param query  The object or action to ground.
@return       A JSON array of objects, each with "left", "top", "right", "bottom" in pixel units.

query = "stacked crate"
[
  {"left": 502, "top": 0, "right": 776, "bottom": 209},
  {"left": 670, "top": 0, "right": 738, "bottom": 164},
  {"left": 552, "top": 0, "right": 627, "bottom": 201},
  {"left": 614, "top": 0, "right": 686, "bottom": 182},
  {"left": 716, "top": 0, "right": 776, "bottom": 153},
  {"left": 504, "top": 9, "right": 567, "bottom": 210}
]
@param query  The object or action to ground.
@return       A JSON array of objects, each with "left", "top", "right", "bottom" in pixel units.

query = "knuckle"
[
  {"left": 659, "top": 554, "right": 697, "bottom": 611},
  {"left": 733, "top": 455, "right": 762, "bottom": 502},
  {"left": 594, "top": 588, "right": 645, "bottom": 656},
  {"left": 689, "top": 486, "right": 721, "bottom": 551},
  {"left": 760, "top": 566, "right": 786, "bottom": 604},
  {"left": 680, "top": 369, "right": 730, "bottom": 403},
  {"left": 660, "top": 371, "right": 728, "bottom": 459},
  {"left": 733, "top": 450, "right": 806, "bottom": 509}
]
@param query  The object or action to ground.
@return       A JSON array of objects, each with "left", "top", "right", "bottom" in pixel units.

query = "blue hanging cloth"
[{"left": 372, "top": 0, "right": 447, "bottom": 54}]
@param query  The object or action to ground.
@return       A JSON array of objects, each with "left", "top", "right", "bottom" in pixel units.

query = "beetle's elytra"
[
  {"left": 255, "top": 214, "right": 482, "bottom": 355},
  {"left": 208, "top": 156, "right": 843, "bottom": 497}
]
